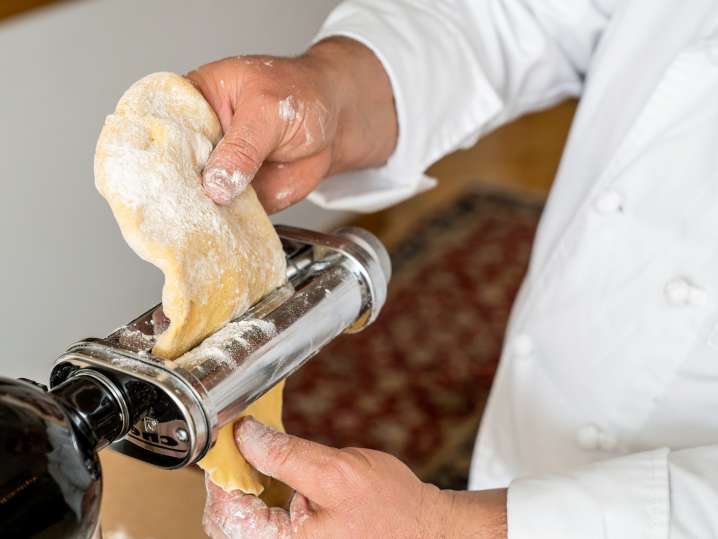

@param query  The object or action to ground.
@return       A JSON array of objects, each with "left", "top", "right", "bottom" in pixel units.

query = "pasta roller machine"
[{"left": 0, "top": 225, "right": 390, "bottom": 538}]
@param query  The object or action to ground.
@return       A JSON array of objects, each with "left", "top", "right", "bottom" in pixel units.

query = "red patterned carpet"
[{"left": 284, "top": 191, "right": 542, "bottom": 489}]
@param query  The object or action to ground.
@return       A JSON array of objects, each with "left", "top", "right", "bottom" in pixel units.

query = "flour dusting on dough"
[
  {"left": 176, "top": 318, "right": 277, "bottom": 369},
  {"left": 97, "top": 82, "right": 232, "bottom": 300},
  {"left": 94, "top": 72, "right": 288, "bottom": 499},
  {"left": 94, "top": 72, "right": 286, "bottom": 359}
]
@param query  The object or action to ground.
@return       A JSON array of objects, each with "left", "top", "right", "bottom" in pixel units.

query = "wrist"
[
  {"left": 303, "top": 37, "right": 398, "bottom": 175},
  {"left": 437, "top": 488, "right": 508, "bottom": 539}
]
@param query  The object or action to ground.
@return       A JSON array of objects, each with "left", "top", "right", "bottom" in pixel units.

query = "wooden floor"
[{"left": 354, "top": 99, "right": 577, "bottom": 248}]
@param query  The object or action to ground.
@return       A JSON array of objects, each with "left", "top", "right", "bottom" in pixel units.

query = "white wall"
[{"left": 0, "top": 0, "right": 346, "bottom": 382}]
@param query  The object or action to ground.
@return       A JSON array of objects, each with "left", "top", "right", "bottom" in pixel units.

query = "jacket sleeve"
[
  {"left": 308, "top": 0, "right": 616, "bottom": 212},
  {"left": 508, "top": 446, "right": 718, "bottom": 538}
]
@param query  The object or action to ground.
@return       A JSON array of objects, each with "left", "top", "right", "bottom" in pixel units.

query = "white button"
[
  {"left": 593, "top": 190, "right": 623, "bottom": 214},
  {"left": 665, "top": 278, "right": 706, "bottom": 306},
  {"left": 512, "top": 334, "right": 533, "bottom": 358},
  {"left": 665, "top": 278, "right": 690, "bottom": 305},
  {"left": 576, "top": 424, "right": 617, "bottom": 451}
]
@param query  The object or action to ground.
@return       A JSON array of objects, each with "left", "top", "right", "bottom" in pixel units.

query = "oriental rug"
[{"left": 284, "top": 190, "right": 542, "bottom": 489}]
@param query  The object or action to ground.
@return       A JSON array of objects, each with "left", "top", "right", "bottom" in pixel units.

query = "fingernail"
[
  {"left": 237, "top": 416, "right": 275, "bottom": 447},
  {"left": 236, "top": 417, "right": 282, "bottom": 474},
  {"left": 289, "top": 493, "right": 312, "bottom": 534},
  {"left": 203, "top": 167, "right": 251, "bottom": 204}
]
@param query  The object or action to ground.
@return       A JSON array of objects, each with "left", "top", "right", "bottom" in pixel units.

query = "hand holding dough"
[{"left": 94, "top": 72, "right": 288, "bottom": 501}]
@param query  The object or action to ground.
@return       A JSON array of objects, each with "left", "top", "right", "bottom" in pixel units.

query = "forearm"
[{"left": 304, "top": 37, "right": 398, "bottom": 175}]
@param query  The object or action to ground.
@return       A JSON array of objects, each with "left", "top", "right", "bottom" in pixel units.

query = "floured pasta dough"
[{"left": 94, "top": 72, "right": 288, "bottom": 501}]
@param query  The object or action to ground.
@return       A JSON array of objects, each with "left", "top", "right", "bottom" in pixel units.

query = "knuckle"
[
  {"left": 327, "top": 449, "right": 373, "bottom": 492},
  {"left": 256, "top": 89, "right": 281, "bottom": 108},
  {"left": 221, "top": 136, "right": 262, "bottom": 170},
  {"left": 186, "top": 67, "right": 219, "bottom": 98},
  {"left": 265, "top": 432, "right": 295, "bottom": 472}
]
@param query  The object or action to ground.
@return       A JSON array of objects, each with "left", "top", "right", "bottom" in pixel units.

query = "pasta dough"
[{"left": 94, "top": 72, "right": 288, "bottom": 501}]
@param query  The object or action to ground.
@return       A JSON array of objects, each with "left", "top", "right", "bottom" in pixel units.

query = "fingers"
[
  {"left": 253, "top": 153, "right": 331, "bottom": 213},
  {"left": 202, "top": 102, "right": 284, "bottom": 205},
  {"left": 188, "top": 59, "right": 287, "bottom": 205},
  {"left": 289, "top": 492, "right": 314, "bottom": 535},
  {"left": 236, "top": 417, "right": 340, "bottom": 506},
  {"left": 186, "top": 57, "right": 339, "bottom": 207},
  {"left": 203, "top": 475, "right": 292, "bottom": 539}
]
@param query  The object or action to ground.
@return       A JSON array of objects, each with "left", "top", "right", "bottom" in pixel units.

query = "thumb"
[
  {"left": 203, "top": 105, "right": 282, "bottom": 205},
  {"left": 236, "top": 416, "right": 339, "bottom": 506}
]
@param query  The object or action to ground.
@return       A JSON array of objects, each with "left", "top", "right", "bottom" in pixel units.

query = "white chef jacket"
[{"left": 309, "top": 1, "right": 718, "bottom": 537}]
